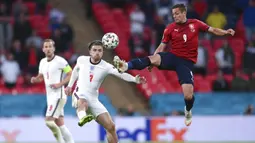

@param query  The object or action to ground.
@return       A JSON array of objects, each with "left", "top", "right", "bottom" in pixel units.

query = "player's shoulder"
[
  {"left": 39, "top": 57, "right": 47, "bottom": 64},
  {"left": 77, "top": 55, "right": 90, "bottom": 60},
  {"left": 100, "top": 59, "right": 110, "bottom": 66},
  {"left": 77, "top": 55, "right": 90, "bottom": 62},
  {"left": 189, "top": 19, "right": 199, "bottom": 22},
  {"left": 101, "top": 60, "right": 114, "bottom": 68},
  {"left": 164, "top": 23, "right": 175, "bottom": 33},
  {"left": 55, "top": 55, "right": 68, "bottom": 63},
  {"left": 55, "top": 55, "right": 67, "bottom": 61},
  {"left": 166, "top": 23, "right": 175, "bottom": 29},
  {"left": 188, "top": 19, "right": 202, "bottom": 24}
]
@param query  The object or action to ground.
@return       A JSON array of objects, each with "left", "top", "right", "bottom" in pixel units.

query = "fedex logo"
[{"left": 99, "top": 118, "right": 188, "bottom": 141}]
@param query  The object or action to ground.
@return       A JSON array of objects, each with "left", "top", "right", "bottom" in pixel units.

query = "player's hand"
[
  {"left": 30, "top": 77, "right": 37, "bottom": 84},
  {"left": 135, "top": 75, "right": 147, "bottom": 84},
  {"left": 226, "top": 29, "right": 235, "bottom": 36},
  {"left": 65, "top": 86, "right": 72, "bottom": 96},
  {"left": 50, "top": 83, "right": 62, "bottom": 89}
]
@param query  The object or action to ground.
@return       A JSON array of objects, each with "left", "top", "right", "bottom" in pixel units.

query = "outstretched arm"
[
  {"left": 110, "top": 66, "right": 136, "bottom": 82},
  {"left": 109, "top": 66, "right": 145, "bottom": 83},
  {"left": 67, "top": 64, "right": 79, "bottom": 87},
  {"left": 197, "top": 19, "right": 235, "bottom": 36},
  {"left": 208, "top": 27, "right": 235, "bottom": 36}
]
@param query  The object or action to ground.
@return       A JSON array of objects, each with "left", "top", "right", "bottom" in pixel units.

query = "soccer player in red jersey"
[{"left": 113, "top": 4, "right": 235, "bottom": 126}]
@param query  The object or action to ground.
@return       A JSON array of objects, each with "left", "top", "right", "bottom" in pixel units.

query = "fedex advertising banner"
[
  {"left": 1, "top": 116, "right": 255, "bottom": 142},
  {"left": 99, "top": 116, "right": 255, "bottom": 142}
]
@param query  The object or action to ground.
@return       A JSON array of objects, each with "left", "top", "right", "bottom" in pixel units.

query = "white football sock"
[
  {"left": 45, "top": 121, "right": 65, "bottom": 143},
  {"left": 59, "top": 125, "right": 75, "bottom": 143},
  {"left": 77, "top": 110, "right": 86, "bottom": 120}
]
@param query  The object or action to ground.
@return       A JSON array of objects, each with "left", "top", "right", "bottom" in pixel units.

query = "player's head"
[
  {"left": 88, "top": 40, "right": 104, "bottom": 61},
  {"left": 43, "top": 39, "right": 55, "bottom": 58},
  {"left": 171, "top": 4, "right": 187, "bottom": 24}
]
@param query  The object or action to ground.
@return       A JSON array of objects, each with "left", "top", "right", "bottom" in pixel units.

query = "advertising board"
[{"left": 1, "top": 116, "right": 254, "bottom": 142}]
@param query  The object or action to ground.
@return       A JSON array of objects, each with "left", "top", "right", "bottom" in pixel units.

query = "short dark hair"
[
  {"left": 88, "top": 40, "right": 104, "bottom": 50},
  {"left": 172, "top": 4, "right": 186, "bottom": 12}
]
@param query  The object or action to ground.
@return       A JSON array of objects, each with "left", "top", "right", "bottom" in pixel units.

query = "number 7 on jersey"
[{"left": 90, "top": 74, "right": 94, "bottom": 82}]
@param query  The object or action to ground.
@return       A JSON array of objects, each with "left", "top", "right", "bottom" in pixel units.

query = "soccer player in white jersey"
[
  {"left": 31, "top": 39, "right": 75, "bottom": 143},
  {"left": 65, "top": 40, "right": 146, "bottom": 143}
]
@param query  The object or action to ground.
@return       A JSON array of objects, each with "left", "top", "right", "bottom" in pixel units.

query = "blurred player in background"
[
  {"left": 65, "top": 40, "right": 146, "bottom": 143},
  {"left": 31, "top": 39, "right": 75, "bottom": 143},
  {"left": 113, "top": 4, "right": 235, "bottom": 126}
]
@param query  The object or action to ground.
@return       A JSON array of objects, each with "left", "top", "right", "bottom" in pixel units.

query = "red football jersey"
[{"left": 161, "top": 19, "right": 209, "bottom": 63}]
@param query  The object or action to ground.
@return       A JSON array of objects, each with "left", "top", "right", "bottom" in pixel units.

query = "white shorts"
[
  {"left": 73, "top": 91, "right": 108, "bottom": 118},
  {"left": 46, "top": 98, "right": 66, "bottom": 118}
]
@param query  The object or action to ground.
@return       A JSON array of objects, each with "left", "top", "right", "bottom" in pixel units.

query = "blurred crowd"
[
  {"left": 0, "top": 0, "right": 76, "bottom": 90},
  {"left": 2, "top": 0, "right": 255, "bottom": 93},
  {"left": 102, "top": 0, "right": 255, "bottom": 92}
]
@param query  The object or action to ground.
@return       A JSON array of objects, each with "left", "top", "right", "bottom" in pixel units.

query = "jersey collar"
[
  {"left": 47, "top": 55, "right": 55, "bottom": 62},
  {"left": 90, "top": 58, "right": 101, "bottom": 65},
  {"left": 176, "top": 19, "right": 188, "bottom": 25}
]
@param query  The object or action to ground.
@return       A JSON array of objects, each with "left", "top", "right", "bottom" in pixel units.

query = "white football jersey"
[
  {"left": 39, "top": 55, "right": 69, "bottom": 99},
  {"left": 73, "top": 56, "right": 136, "bottom": 98}
]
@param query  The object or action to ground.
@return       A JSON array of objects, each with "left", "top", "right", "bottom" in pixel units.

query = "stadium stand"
[
  {"left": 0, "top": 0, "right": 77, "bottom": 94},
  {"left": 91, "top": 0, "right": 255, "bottom": 99}
]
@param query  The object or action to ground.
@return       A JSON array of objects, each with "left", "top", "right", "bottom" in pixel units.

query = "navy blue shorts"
[{"left": 157, "top": 52, "right": 194, "bottom": 85}]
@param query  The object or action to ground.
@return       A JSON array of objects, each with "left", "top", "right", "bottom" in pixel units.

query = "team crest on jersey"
[
  {"left": 90, "top": 65, "right": 95, "bottom": 71},
  {"left": 189, "top": 24, "right": 195, "bottom": 32}
]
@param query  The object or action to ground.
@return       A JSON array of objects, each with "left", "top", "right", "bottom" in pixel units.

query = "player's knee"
[
  {"left": 45, "top": 120, "right": 58, "bottom": 130},
  {"left": 55, "top": 117, "right": 64, "bottom": 126},
  {"left": 105, "top": 122, "right": 116, "bottom": 132},
  {"left": 78, "top": 99, "right": 88, "bottom": 109},
  {"left": 182, "top": 84, "right": 194, "bottom": 100},
  {"left": 148, "top": 54, "right": 161, "bottom": 66}
]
